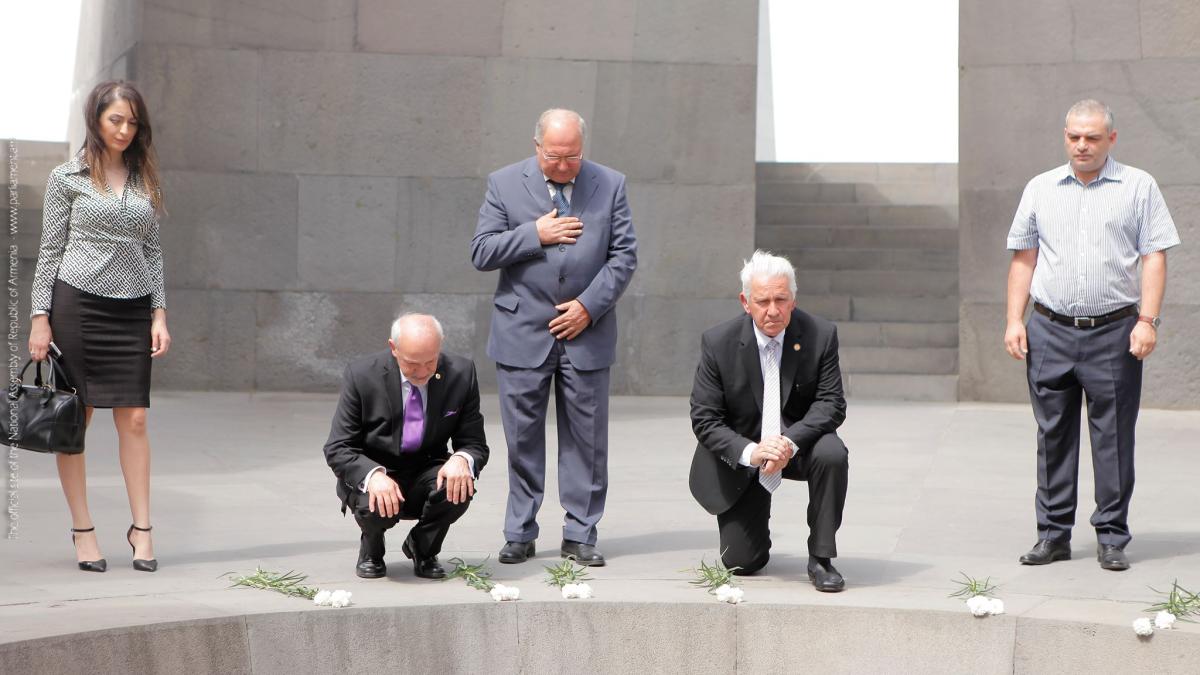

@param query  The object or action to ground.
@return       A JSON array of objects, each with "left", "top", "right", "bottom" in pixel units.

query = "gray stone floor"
[{"left": 2, "top": 392, "right": 1198, "bottom": 644}]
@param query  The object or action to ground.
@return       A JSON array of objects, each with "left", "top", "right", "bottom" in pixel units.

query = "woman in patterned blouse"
[{"left": 29, "top": 81, "right": 171, "bottom": 573}]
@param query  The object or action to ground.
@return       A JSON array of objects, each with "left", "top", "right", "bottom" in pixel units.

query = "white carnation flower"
[
  {"left": 560, "top": 583, "right": 593, "bottom": 599},
  {"left": 986, "top": 598, "right": 1005, "bottom": 616},
  {"left": 1132, "top": 617, "right": 1154, "bottom": 636},
  {"left": 329, "top": 590, "right": 353, "bottom": 608},
  {"left": 490, "top": 584, "right": 520, "bottom": 601},
  {"left": 312, "top": 590, "right": 332, "bottom": 606},
  {"left": 715, "top": 584, "right": 744, "bottom": 604},
  {"left": 966, "top": 595, "right": 991, "bottom": 617},
  {"left": 1154, "top": 611, "right": 1176, "bottom": 630}
]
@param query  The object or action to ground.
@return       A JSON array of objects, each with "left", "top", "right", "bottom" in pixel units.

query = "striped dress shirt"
[{"left": 1007, "top": 157, "right": 1180, "bottom": 316}]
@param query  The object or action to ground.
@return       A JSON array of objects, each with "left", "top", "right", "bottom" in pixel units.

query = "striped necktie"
[
  {"left": 759, "top": 340, "right": 782, "bottom": 493},
  {"left": 549, "top": 181, "right": 571, "bottom": 217}
]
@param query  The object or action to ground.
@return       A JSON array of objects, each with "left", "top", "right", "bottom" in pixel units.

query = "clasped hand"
[{"left": 752, "top": 435, "right": 794, "bottom": 475}]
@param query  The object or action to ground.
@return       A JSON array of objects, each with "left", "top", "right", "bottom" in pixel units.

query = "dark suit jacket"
[
  {"left": 323, "top": 350, "right": 489, "bottom": 510},
  {"left": 689, "top": 309, "right": 846, "bottom": 516}
]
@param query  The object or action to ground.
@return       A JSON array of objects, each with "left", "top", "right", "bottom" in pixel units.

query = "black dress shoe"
[
  {"left": 70, "top": 527, "right": 107, "bottom": 573},
  {"left": 356, "top": 532, "right": 386, "bottom": 579},
  {"left": 561, "top": 540, "right": 605, "bottom": 567},
  {"left": 1097, "top": 544, "right": 1130, "bottom": 571},
  {"left": 499, "top": 540, "right": 536, "bottom": 564},
  {"left": 402, "top": 538, "right": 445, "bottom": 579},
  {"left": 1019, "top": 539, "right": 1071, "bottom": 565},
  {"left": 807, "top": 556, "right": 845, "bottom": 593}
]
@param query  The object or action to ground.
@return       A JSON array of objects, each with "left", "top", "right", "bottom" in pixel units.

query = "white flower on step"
[
  {"left": 1132, "top": 617, "right": 1154, "bottom": 636},
  {"left": 561, "top": 583, "right": 594, "bottom": 599},
  {"left": 329, "top": 590, "right": 353, "bottom": 608},
  {"left": 490, "top": 584, "right": 520, "bottom": 601},
  {"left": 985, "top": 598, "right": 1005, "bottom": 615},
  {"left": 715, "top": 584, "right": 744, "bottom": 604},
  {"left": 312, "top": 590, "right": 332, "bottom": 606},
  {"left": 1154, "top": 611, "right": 1176, "bottom": 630},
  {"left": 966, "top": 595, "right": 991, "bottom": 617}
]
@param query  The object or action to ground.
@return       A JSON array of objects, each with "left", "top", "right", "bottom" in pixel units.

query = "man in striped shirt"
[{"left": 1004, "top": 99, "right": 1180, "bottom": 572}]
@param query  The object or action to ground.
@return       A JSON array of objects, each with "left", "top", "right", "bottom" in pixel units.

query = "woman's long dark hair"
[{"left": 82, "top": 80, "right": 163, "bottom": 212}]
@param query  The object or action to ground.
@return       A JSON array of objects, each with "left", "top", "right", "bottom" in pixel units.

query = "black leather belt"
[{"left": 1033, "top": 303, "right": 1138, "bottom": 329}]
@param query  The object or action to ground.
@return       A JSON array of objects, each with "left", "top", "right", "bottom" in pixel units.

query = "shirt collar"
[
  {"left": 399, "top": 371, "right": 427, "bottom": 393},
  {"left": 542, "top": 173, "right": 576, "bottom": 187},
  {"left": 751, "top": 323, "right": 783, "bottom": 352},
  {"left": 1059, "top": 156, "right": 1123, "bottom": 185}
]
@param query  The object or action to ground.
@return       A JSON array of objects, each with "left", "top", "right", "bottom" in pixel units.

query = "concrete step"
[
  {"left": 796, "top": 270, "right": 958, "bottom": 296},
  {"left": 850, "top": 295, "right": 959, "bottom": 322},
  {"left": 757, "top": 225, "right": 959, "bottom": 251},
  {"left": 836, "top": 321, "right": 958, "bottom": 348},
  {"left": 840, "top": 347, "right": 959, "bottom": 375},
  {"left": 756, "top": 182, "right": 857, "bottom": 204},
  {"left": 756, "top": 163, "right": 956, "bottom": 185},
  {"left": 778, "top": 247, "right": 958, "bottom": 272},
  {"left": 795, "top": 294, "right": 852, "bottom": 321},
  {"left": 844, "top": 373, "right": 959, "bottom": 401},
  {"left": 756, "top": 180, "right": 957, "bottom": 206},
  {"left": 757, "top": 203, "right": 957, "bottom": 228}
]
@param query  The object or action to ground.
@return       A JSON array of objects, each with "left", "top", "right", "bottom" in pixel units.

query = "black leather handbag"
[{"left": 1, "top": 357, "right": 86, "bottom": 454}]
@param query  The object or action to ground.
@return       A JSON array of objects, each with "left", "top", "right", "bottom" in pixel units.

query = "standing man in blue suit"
[{"left": 471, "top": 108, "right": 637, "bottom": 566}]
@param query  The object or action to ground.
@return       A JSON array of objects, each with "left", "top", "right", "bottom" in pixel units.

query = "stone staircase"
[{"left": 755, "top": 163, "right": 959, "bottom": 401}]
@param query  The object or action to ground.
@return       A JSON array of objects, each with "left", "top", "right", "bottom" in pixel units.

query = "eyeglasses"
[{"left": 537, "top": 145, "right": 583, "bottom": 163}]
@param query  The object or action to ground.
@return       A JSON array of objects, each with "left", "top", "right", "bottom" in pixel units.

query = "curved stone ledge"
[{"left": 2, "top": 602, "right": 1197, "bottom": 674}]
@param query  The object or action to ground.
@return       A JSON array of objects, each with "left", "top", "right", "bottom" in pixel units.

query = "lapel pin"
[
  {"left": 793, "top": 343, "right": 801, "bottom": 351},
  {"left": 435, "top": 373, "right": 442, "bottom": 380}
]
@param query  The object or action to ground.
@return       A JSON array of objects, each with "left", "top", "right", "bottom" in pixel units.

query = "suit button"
[
  {"left": 558, "top": 276, "right": 566, "bottom": 283},
  {"left": 559, "top": 244, "right": 567, "bottom": 252}
]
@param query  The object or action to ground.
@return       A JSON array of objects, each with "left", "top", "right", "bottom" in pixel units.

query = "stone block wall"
[
  {"left": 60, "top": 0, "right": 758, "bottom": 394},
  {"left": 959, "top": 0, "right": 1200, "bottom": 407}
]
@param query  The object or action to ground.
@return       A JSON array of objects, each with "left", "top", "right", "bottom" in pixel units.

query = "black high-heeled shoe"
[
  {"left": 70, "top": 527, "right": 107, "bottom": 572},
  {"left": 126, "top": 524, "right": 158, "bottom": 572}
]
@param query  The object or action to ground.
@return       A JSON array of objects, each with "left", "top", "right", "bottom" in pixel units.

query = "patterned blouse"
[{"left": 31, "top": 152, "right": 166, "bottom": 313}]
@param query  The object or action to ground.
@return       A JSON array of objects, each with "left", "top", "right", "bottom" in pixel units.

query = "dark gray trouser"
[
  {"left": 1026, "top": 311, "right": 1142, "bottom": 548},
  {"left": 497, "top": 341, "right": 610, "bottom": 546},
  {"left": 718, "top": 432, "right": 849, "bottom": 574}
]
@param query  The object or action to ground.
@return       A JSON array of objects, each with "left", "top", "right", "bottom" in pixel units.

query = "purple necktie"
[{"left": 400, "top": 385, "right": 425, "bottom": 452}]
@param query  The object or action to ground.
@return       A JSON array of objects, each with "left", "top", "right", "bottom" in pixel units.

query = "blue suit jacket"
[{"left": 471, "top": 157, "right": 637, "bottom": 371}]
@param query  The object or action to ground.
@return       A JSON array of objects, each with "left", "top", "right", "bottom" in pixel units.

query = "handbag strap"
[{"left": 16, "top": 356, "right": 75, "bottom": 392}]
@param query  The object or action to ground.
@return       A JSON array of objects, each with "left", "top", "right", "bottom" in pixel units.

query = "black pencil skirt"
[{"left": 49, "top": 279, "right": 152, "bottom": 409}]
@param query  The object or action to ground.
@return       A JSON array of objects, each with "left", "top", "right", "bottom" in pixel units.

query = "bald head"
[
  {"left": 534, "top": 108, "right": 586, "bottom": 184},
  {"left": 388, "top": 314, "right": 443, "bottom": 385}
]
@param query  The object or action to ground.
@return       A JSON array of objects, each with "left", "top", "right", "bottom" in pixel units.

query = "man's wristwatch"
[{"left": 1137, "top": 315, "right": 1161, "bottom": 329}]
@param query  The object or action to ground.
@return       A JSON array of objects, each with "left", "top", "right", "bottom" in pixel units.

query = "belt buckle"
[{"left": 1073, "top": 316, "right": 1096, "bottom": 328}]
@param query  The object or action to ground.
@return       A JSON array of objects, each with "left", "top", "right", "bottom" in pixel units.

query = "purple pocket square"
[{"left": 443, "top": 409, "right": 459, "bottom": 417}]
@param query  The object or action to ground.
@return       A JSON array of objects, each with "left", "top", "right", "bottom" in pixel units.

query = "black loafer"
[
  {"left": 1097, "top": 544, "right": 1130, "bottom": 571},
  {"left": 402, "top": 538, "right": 446, "bottom": 579},
  {"left": 1019, "top": 539, "right": 1071, "bottom": 565},
  {"left": 499, "top": 540, "right": 536, "bottom": 564},
  {"left": 807, "top": 556, "right": 845, "bottom": 593},
  {"left": 561, "top": 540, "right": 606, "bottom": 567},
  {"left": 356, "top": 532, "right": 386, "bottom": 578}
]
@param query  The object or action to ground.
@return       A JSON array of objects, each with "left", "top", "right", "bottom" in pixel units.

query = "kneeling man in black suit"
[
  {"left": 689, "top": 250, "right": 849, "bottom": 592},
  {"left": 323, "top": 313, "right": 489, "bottom": 579}
]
